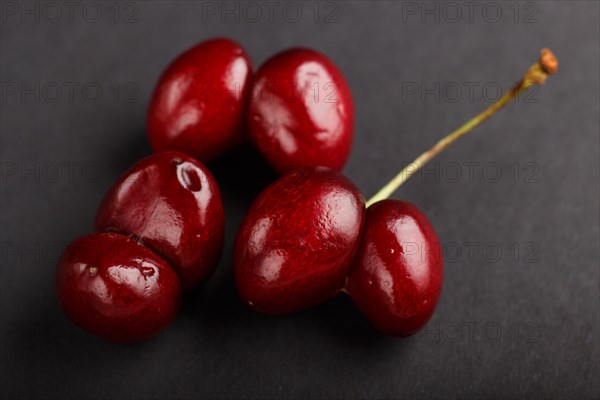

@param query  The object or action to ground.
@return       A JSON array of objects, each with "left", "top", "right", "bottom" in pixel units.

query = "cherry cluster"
[{"left": 55, "top": 39, "right": 557, "bottom": 343}]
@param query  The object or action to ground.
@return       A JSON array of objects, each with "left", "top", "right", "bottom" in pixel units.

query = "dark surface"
[{"left": 1, "top": 1, "right": 598, "bottom": 399}]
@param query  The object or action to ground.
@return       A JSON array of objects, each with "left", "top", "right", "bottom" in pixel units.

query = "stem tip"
[{"left": 540, "top": 48, "right": 558, "bottom": 75}]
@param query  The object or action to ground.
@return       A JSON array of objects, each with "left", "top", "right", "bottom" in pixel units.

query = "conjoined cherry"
[
  {"left": 56, "top": 151, "right": 224, "bottom": 342},
  {"left": 234, "top": 49, "right": 558, "bottom": 336},
  {"left": 147, "top": 39, "right": 354, "bottom": 173}
]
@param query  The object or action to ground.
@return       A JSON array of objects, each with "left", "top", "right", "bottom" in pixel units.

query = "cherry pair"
[
  {"left": 147, "top": 38, "right": 353, "bottom": 174},
  {"left": 234, "top": 167, "right": 443, "bottom": 336},
  {"left": 56, "top": 151, "right": 224, "bottom": 342}
]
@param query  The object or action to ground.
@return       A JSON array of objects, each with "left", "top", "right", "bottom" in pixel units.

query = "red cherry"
[
  {"left": 95, "top": 151, "right": 224, "bottom": 290},
  {"left": 147, "top": 38, "right": 252, "bottom": 162},
  {"left": 247, "top": 48, "right": 354, "bottom": 174},
  {"left": 233, "top": 167, "right": 365, "bottom": 314},
  {"left": 56, "top": 232, "right": 182, "bottom": 343},
  {"left": 345, "top": 200, "right": 443, "bottom": 336}
]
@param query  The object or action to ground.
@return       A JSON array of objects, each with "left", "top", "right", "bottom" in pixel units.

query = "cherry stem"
[{"left": 366, "top": 48, "right": 558, "bottom": 208}]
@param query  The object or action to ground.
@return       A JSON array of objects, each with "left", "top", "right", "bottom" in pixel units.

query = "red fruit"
[
  {"left": 95, "top": 151, "right": 224, "bottom": 290},
  {"left": 247, "top": 48, "right": 354, "bottom": 174},
  {"left": 147, "top": 38, "right": 252, "bottom": 162},
  {"left": 346, "top": 200, "right": 443, "bottom": 336},
  {"left": 234, "top": 167, "right": 365, "bottom": 314},
  {"left": 56, "top": 232, "right": 182, "bottom": 343}
]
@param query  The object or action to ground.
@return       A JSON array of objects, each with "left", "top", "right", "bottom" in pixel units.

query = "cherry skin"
[
  {"left": 56, "top": 232, "right": 182, "bottom": 343},
  {"left": 234, "top": 167, "right": 365, "bottom": 314},
  {"left": 247, "top": 48, "right": 354, "bottom": 174},
  {"left": 147, "top": 38, "right": 252, "bottom": 162},
  {"left": 345, "top": 200, "right": 443, "bottom": 336},
  {"left": 95, "top": 151, "right": 224, "bottom": 290}
]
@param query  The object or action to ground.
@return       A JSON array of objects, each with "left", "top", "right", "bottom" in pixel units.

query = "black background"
[{"left": 1, "top": 1, "right": 599, "bottom": 399}]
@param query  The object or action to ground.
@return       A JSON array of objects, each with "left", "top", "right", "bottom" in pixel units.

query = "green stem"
[{"left": 366, "top": 48, "right": 558, "bottom": 208}]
